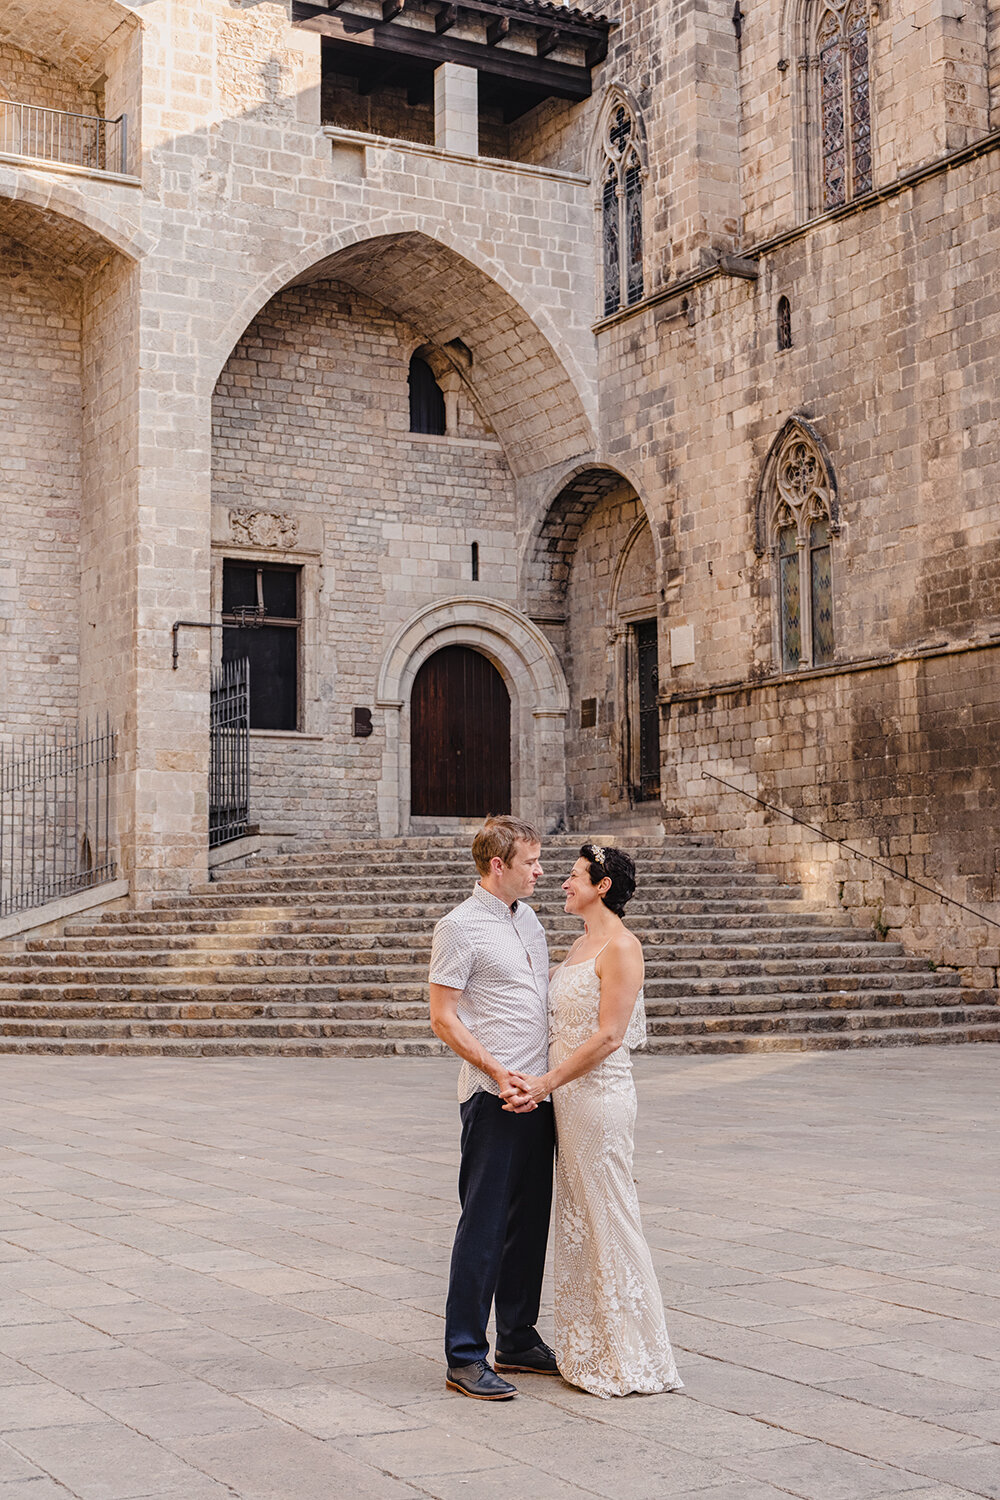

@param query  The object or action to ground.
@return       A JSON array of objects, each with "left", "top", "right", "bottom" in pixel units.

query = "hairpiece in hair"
[{"left": 590, "top": 845, "right": 606, "bottom": 866}]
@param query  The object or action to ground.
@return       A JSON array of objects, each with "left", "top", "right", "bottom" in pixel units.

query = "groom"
[{"left": 429, "top": 814, "right": 558, "bottom": 1400}]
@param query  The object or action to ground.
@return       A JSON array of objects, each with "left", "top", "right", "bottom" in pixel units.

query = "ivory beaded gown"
[{"left": 549, "top": 954, "right": 683, "bottom": 1398}]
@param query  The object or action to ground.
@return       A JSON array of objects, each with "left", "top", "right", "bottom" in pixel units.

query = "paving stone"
[
  {"left": 2, "top": 1423, "right": 214, "bottom": 1500},
  {"left": 0, "top": 1055, "right": 999, "bottom": 1497}
]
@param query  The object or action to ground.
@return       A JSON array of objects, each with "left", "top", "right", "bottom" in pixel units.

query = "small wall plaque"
[
  {"left": 580, "top": 697, "right": 597, "bottom": 728},
  {"left": 353, "top": 707, "right": 373, "bottom": 738}
]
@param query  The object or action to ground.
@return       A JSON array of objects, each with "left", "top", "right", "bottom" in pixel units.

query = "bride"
[{"left": 504, "top": 843, "right": 683, "bottom": 1399}]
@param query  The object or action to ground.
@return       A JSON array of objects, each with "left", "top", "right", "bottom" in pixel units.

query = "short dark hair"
[{"left": 579, "top": 843, "right": 636, "bottom": 917}]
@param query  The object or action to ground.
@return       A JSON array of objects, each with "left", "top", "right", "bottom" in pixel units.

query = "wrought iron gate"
[
  {"left": 209, "top": 659, "right": 250, "bottom": 848},
  {"left": 0, "top": 719, "right": 117, "bottom": 917}
]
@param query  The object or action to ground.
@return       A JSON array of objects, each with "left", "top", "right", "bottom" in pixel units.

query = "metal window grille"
[
  {"left": 210, "top": 659, "right": 250, "bottom": 848},
  {"left": 0, "top": 100, "right": 128, "bottom": 175},
  {"left": 0, "top": 719, "right": 117, "bottom": 918}
]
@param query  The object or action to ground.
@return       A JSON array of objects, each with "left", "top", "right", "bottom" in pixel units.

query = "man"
[{"left": 429, "top": 814, "right": 558, "bottom": 1400}]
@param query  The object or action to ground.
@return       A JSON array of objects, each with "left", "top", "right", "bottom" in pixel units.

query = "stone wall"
[
  {"left": 211, "top": 278, "right": 517, "bottom": 837},
  {"left": 592, "top": 138, "right": 1000, "bottom": 975},
  {"left": 668, "top": 644, "right": 1000, "bottom": 990},
  {"left": 0, "top": 240, "right": 82, "bottom": 736},
  {"left": 0, "top": 40, "right": 99, "bottom": 116}
]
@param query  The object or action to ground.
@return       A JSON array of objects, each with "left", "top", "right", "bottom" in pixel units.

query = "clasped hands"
[{"left": 499, "top": 1070, "right": 552, "bottom": 1113}]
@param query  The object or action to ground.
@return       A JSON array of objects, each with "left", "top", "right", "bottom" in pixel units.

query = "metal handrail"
[
  {"left": 0, "top": 99, "right": 128, "bottom": 175},
  {"left": 700, "top": 768, "right": 1000, "bottom": 934}
]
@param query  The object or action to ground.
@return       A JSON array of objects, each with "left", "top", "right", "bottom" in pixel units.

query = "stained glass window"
[
  {"left": 779, "top": 526, "right": 802, "bottom": 671},
  {"left": 602, "top": 163, "right": 620, "bottom": 317},
  {"left": 847, "top": 1, "right": 872, "bottom": 195},
  {"left": 777, "top": 295, "right": 792, "bottom": 351},
  {"left": 768, "top": 424, "right": 836, "bottom": 671},
  {"left": 810, "top": 518, "right": 835, "bottom": 663},
  {"left": 599, "top": 97, "right": 644, "bottom": 316},
  {"left": 816, "top": 1, "right": 873, "bottom": 208},
  {"left": 625, "top": 160, "right": 644, "bottom": 305},
  {"left": 820, "top": 14, "right": 846, "bottom": 207}
]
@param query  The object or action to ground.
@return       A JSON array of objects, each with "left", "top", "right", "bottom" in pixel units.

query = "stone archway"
[
  {"left": 521, "top": 465, "right": 662, "bottom": 824},
  {"left": 375, "top": 597, "right": 569, "bottom": 835}
]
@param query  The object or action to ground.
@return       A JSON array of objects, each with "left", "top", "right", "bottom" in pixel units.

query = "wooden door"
[{"left": 411, "top": 646, "right": 511, "bottom": 817}]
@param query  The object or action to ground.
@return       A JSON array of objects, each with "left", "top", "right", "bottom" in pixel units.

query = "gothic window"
[
  {"left": 222, "top": 560, "right": 300, "bottom": 730},
  {"left": 766, "top": 428, "right": 837, "bottom": 671},
  {"left": 599, "top": 100, "right": 644, "bottom": 316},
  {"left": 408, "top": 355, "right": 446, "bottom": 435},
  {"left": 777, "top": 295, "right": 792, "bottom": 350},
  {"left": 814, "top": 0, "right": 873, "bottom": 208}
]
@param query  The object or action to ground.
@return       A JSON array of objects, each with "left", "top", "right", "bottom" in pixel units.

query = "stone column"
[{"left": 434, "top": 62, "right": 478, "bottom": 156}]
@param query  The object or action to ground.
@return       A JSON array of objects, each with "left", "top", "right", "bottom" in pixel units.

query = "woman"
[{"left": 505, "top": 844, "right": 682, "bottom": 1398}]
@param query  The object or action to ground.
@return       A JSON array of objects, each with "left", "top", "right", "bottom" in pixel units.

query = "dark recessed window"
[
  {"left": 222, "top": 560, "right": 300, "bottom": 731},
  {"left": 777, "top": 295, "right": 792, "bottom": 350},
  {"left": 408, "top": 355, "right": 446, "bottom": 435}
]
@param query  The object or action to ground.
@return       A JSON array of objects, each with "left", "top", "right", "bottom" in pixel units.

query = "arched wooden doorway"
[{"left": 411, "top": 645, "right": 511, "bottom": 816}]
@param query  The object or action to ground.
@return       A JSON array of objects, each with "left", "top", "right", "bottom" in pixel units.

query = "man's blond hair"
[{"left": 471, "top": 815, "right": 542, "bottom": 877}]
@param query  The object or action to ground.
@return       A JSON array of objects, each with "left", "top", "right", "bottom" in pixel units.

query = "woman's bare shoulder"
[{"left": 601, "top": 927, "right": 643, "bottom": 963}]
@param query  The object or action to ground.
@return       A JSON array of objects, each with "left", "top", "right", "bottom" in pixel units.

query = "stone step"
[
  {"left": 642, "top": 1022, "right": 1000, "bottom": 1055},
  {"left": 2, "top": 1021, "right": 998, "bottom": 1058},
  {"left": 214, "top": 854, "right": 743, "bottom": 879},
  {"left": 32, "top": 933, "right": 907, "bottom": 960},
  {"left": 5, "top": 830, "right": 994, "bottom": 1058},
  {"left": 205, "top": 867, "right": 772, "bottom": 892},
  {"left": 0, "top": 982, "right": 977, "bottom": 1012},
  {"left": 0, "top": 954, "right": 937, "bottom": 987},
  {"left": 1, "top": 988, "right": 989, "bottom": 1024},
  {"left": 69, "top": 912, "right": 862, "bottom": 936}
]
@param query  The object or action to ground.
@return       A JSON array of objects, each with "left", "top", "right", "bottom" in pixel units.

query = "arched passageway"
[{"left": 523, "top": 466, "right": 664, "bottom": 824}]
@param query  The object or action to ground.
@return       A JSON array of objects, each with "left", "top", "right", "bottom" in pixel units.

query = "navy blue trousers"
[{"left": 444, "top": 1090, "right": 555, "bottom": 1367}]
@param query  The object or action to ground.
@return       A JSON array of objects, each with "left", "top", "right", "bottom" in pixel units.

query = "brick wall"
[
  {"left": 211, "top": 278, "right": 517, "bottom": 837},
  {"left": 0, "top": 240, "right": 82, "bottom": 736},
  {"left": 0, "top": 41, "right": 99, "bottom": 116}
]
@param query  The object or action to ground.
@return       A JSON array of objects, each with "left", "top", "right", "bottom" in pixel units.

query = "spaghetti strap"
[{"left": 592, "top": 938, "right": 613, "bottom": 961}]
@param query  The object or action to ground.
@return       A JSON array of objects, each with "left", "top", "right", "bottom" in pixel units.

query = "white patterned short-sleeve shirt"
[{"left": 429, "top": 882, "right": 550, "bottom": 1102}]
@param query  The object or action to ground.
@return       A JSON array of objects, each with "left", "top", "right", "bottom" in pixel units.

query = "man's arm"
[{"left": 428, "top": 984, "right": 537, "bottom": 1108}]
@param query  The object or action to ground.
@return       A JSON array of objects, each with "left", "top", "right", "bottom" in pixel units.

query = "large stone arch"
[
  {"left": 204, "top": 223, "right": 596, "bottom": 477},
  {"left": 0, "top": 170, "right": 149, "bottom": 268},
  {"left": 522, "top": 461, "right": 659, "bottom": 617},
  {"left": 375, "top": 597, "right": 569, "bottom": 835}
]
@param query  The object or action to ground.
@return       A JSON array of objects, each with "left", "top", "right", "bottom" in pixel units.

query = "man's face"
[{"left": 493, "top": 840, "right": 543, "bottom": 904}]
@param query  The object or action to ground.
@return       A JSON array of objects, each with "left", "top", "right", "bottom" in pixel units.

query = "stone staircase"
[{"left": 0, "top": 834, "right": 996, "bottom": 1055}]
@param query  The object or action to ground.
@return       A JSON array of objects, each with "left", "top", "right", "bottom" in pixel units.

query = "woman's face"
[{"left": 562, "top": 857, "right": 604, "bottom": 915}]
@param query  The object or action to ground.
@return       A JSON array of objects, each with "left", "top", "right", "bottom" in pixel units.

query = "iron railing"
[
  {"left": 700, "top": 768, "right": 1000, "bottom": 933},
  {"left": 0, "top": 719, "right": 118, "bottom": 918},
  {"left": 0, "top": 100, "right": 128, "bottom": 175},
  {"left": 210, "top": 659, "right": 250, "bottom": 848}
]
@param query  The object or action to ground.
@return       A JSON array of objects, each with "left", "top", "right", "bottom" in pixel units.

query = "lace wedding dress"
[{"left": 550, "top": 955, "right": 683, "bottom": 1398}]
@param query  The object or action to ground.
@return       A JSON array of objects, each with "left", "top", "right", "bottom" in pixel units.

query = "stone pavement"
[{"left": 0, "top": 1051, "right": 998, "bottom": 1500}]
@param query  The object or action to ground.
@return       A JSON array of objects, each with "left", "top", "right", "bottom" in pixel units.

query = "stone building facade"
[{"left": 1, "top": 0, "right": 999, "bottom": 985}]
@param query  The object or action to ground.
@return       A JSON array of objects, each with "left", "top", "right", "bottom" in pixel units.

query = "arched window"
[
  {"left": 813, "top": 0, "right": 873, "bottom": 208},
  {"left": 408, "top": 355, "right": 446, "bottom": 435},
  {"left": 598, "top": 98, "right": 645, "bottom": 316},
  {"left": 764, "top": 425, "right": 837, "bottom": 670},
  {"left": 777, "top": 295, "right": 792, "bottom": 350}
]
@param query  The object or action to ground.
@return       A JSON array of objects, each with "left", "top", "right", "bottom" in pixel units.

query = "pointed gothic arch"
[
  {"left": 591, "top": 87, "right": 647, "bottom": 317},
  {"left": 791, "top": 0, "right": 874, "bottom": 214},
  {"left": 755, "top": 418, "right": 840, "bottom": 671}
]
